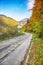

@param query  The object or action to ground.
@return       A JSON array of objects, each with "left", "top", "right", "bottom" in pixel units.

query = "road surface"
[{"left": 0, "top": 33, "right": 32, "bottom": 65}]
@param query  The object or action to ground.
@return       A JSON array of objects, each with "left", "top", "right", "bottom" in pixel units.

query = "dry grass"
[{"left": 26, "top": 38, "right": 43, "bottom": 65}]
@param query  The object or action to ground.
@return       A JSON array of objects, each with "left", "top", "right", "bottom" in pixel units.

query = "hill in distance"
[
  {"left": 20, "top": 18, "right": 29, "bottom": 24},
  {"left": 17, "top": 18, "right": 29, "bottom": 28}
]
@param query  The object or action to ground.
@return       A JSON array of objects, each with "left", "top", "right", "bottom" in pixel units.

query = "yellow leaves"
[{"left": 34, "top": 61, "right": 39, "bottom": 65}]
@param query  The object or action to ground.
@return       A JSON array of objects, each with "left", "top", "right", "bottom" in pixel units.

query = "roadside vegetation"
[
  {"left": 22, "top": 0, "right": 43, "bottom": 65},
  {"left": 26, "top": 34, "right": 43, "bottom": 65}
]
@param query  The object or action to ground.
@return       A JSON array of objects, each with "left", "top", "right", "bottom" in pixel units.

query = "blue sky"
[{"left": 0, "top": 0, "right": 34, "bottom": 21}]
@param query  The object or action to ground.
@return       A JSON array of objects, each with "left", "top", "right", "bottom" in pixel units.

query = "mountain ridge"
[
  {"left": 20, "top": 18, "right": 29, "bottom": 24},
  {"left": 0, "top": 14, "right": 19, "bottom": 26}
]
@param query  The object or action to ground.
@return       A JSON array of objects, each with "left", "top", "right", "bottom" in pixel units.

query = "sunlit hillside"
[
  {"left": 0, "top": 15, "right": 20, "bottom": 40},
  {"left": 0, "top": 15, "right": 19, "bottom": 26}
]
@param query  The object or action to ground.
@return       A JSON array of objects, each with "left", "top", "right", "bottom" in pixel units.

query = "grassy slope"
[
  {"left": 0, "top": 15, "right": 19, "bottom": 26},
  {"left": 26, "top": 36, "right": 43, "bottom": 65},
  {"left": 0, "top": 15, "right": 24, "bottom": 41}
]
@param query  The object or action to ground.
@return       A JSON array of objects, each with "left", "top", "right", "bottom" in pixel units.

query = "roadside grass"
[
  {"left": 0, "top": 32, "right": 24, "bottom": 42},
  {"left": 26, "top": 34, "right": 43, "bottom": 65}
]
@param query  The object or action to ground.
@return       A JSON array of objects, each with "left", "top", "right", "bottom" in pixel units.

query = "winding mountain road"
[{"left": 0, "top": 33, "right": 32, "bottom": 65}]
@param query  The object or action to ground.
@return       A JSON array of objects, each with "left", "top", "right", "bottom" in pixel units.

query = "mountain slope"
[
  {"left": 20, "top": 18, "right": 29, "bottom": 24},
  {"left": 23, "top": 0, "right": 43, "bottom": 37},
  {"left": 0, "top": 15, "right": 19, "bottom": 39},
  {"left": 0, "top": 15, "right": 19, "bottom": 26}
]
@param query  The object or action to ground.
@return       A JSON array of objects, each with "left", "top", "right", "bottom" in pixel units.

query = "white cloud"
[{"left": 27, "top": 0, "right": 34, "bottom": 10}]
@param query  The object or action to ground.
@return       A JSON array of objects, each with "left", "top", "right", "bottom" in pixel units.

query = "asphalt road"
[{"left": 0, "top": 33, "right": 32, "bottom": 65}]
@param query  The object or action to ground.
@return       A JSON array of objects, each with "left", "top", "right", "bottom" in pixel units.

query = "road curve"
[{"left": 0, "top": 33, "right": 32, "bottom": 65}]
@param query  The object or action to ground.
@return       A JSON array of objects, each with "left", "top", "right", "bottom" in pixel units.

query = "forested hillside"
[
  {"left": 25, "top": 0, "right": 43, "bottom": 65},
  {"left": 23, "top": 0, "right": 43, "bottom": 38}
]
